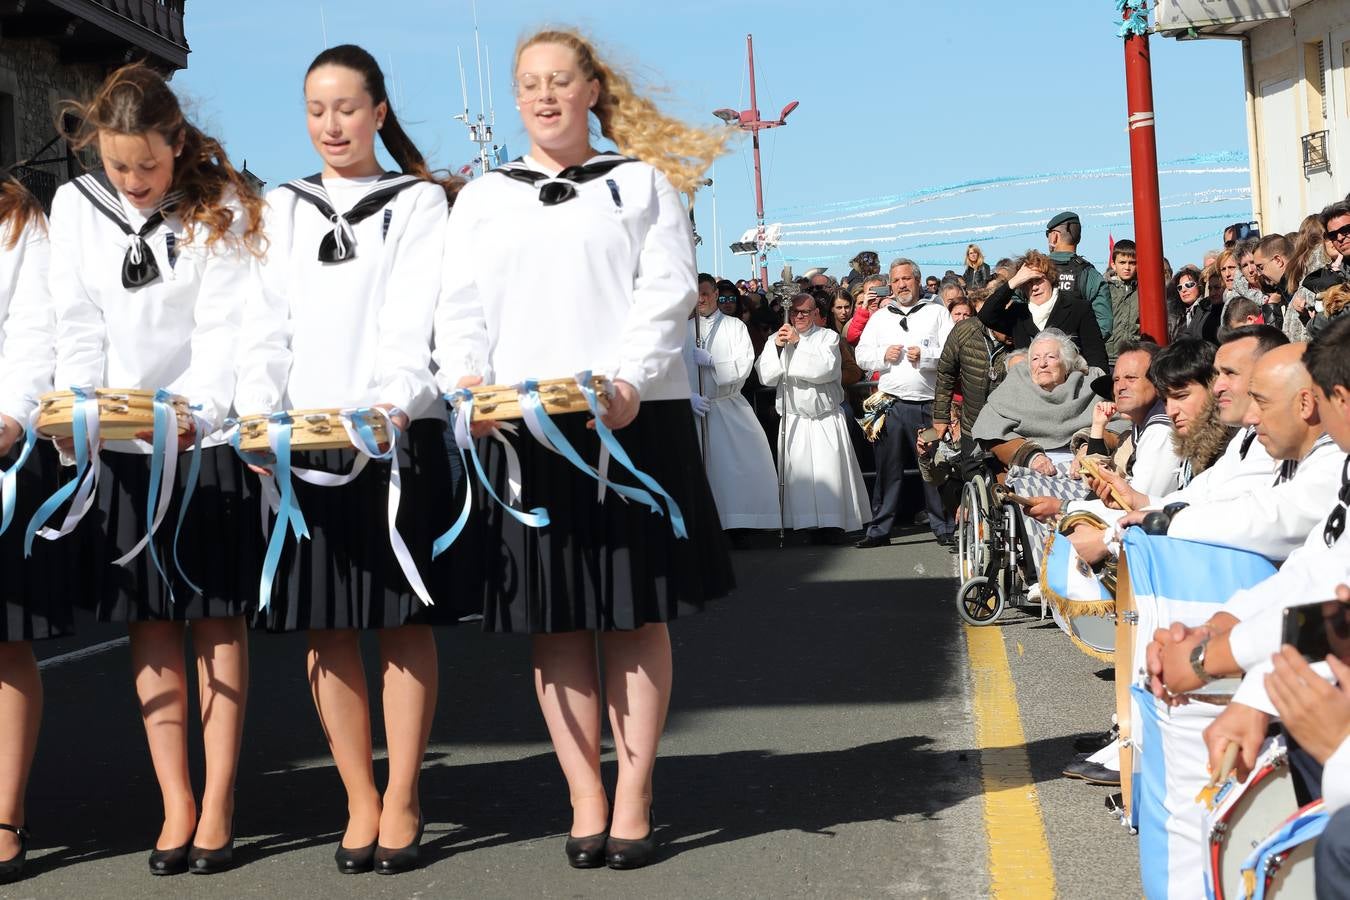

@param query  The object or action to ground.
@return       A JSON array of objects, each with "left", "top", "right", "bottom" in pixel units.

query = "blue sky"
[{"left": 175, "top": 1, "right": 1251, "bottom": 279}]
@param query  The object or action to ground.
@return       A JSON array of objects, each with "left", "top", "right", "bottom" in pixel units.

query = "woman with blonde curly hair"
[{"left": 433, "top": 27, "right": 733, "bottom": 870}]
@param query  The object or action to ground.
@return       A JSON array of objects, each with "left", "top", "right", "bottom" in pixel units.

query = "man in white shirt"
[
  {"left": 854, "top": 258, "right": 954, "bottom": 548},
  {"left": 754, "top": 292, "right": 869, "bottom": 535},
  {"left": 686, "top": 274, "right": 781, "bottom": 531}
]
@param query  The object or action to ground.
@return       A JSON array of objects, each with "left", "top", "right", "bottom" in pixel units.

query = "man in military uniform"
[{"left": 1046, "top": 210, "right": 1112, "bottom": 343}]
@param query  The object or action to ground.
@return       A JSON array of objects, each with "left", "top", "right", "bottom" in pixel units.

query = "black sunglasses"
[
  {"left": 1328, "top": 224, "right": 1350, "bottom": 242},
  {"left": 717, "top": 295, "right": 738, "bottom": 303}
]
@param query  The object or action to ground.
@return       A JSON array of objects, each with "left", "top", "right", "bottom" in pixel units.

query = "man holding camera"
[{"left": 854, "top": 258, "right": 955, "bottom": 548}]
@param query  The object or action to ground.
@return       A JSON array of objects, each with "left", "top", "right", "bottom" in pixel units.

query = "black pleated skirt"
[
  {"left": 0, "top": 441, "right": 77, "bottom": 642},
  {"left": 85, "top": 445, "right": 263, "bottom": 622},
  {"left": 479, "top": 399, "right": 734, "bottom": 634},
  {"left": 253, "top": 418, "right": 480, "bottom": 632}
]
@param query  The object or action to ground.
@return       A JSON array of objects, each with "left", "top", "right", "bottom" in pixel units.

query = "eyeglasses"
[
  {"left": 513, "top": 70, "right": 584, "bottom": 101},
  {"left": 1328, "top": 224, "right": 1350, "bottom": 242},
  {"left": 1178, "top": 280, "right": 1198, "bottom": 291},
  {"left": 717, "top": 295, "right": 738, "bottom": 304},
  {"left": 789, "top": 308, "right": 813, "bottom": 318}
]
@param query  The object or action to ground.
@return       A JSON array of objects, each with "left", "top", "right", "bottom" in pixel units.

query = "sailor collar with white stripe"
[
  {"left": 71, "top": 171, "right": 185, "bottom": 289},
  {"left": 281, "top": 171, "right": 421, "bottom": 263},
  {"left": 491, "top": 153, "right": 637, "bottom": 206},
  {"left": 1275, "top": 431, "right": 1337, "bottom": 485}
]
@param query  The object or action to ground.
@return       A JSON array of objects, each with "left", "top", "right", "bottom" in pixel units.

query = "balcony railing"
[{"left": 1302, "top": 130, "right": 1331, "bottom": 178}]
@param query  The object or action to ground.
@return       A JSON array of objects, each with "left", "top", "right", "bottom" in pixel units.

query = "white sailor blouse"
[
  {"left": 432, "top": 154, "right": 696, "bottom": 401},
  {"left": 0, "top": 217, "right": 53, "bottom": 425},
  {"left": 234, "top": 174, "right": 446, "bottom": 420},
  {"left": 49, "top": 173, "right": 255, "bottom": 443}
]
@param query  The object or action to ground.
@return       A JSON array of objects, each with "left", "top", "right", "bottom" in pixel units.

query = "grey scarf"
[{"left": 972, "top": 363, "right": 1098, "bottom": 449}]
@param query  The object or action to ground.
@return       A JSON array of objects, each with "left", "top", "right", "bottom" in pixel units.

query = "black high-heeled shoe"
[
  {"left": 564, "top": 829, "right": 608, "bottom": 869},
  {"left": 188, "top": 838, "right": 235, "bottom": 875},
  {"left": 605, "top": 810, "right": 656, "bottom": 870},
  {"left": 148, "top": 840, "right": 192, "bottom": 876},
  {"left": 0, "top": 824, "right": 29, "bottom": 885},
  {"left": 335, "top": 839, "right": 377, "bottom": 874},
  {"left": 374, "top": 818, "right": 424, "bottom": 875}
]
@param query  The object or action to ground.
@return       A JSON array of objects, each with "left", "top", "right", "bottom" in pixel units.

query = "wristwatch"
[{"left": 1189, "top": 637, "right": 1217, "bottom": 685}]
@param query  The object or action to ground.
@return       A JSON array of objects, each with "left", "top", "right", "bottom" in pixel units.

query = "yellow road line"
[{"left": 965, "top": 623, "right": 1057, "bottom": 899}]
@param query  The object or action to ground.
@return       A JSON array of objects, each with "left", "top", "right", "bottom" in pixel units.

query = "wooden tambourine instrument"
[
  {"left": 234, "top": 408, "right": 391, "bottom": 455},
  {"left": 36, "top": 389, "right": 191, "bottom": 440},
  {"left": 461, "top": 376, "right": 609, "bottom": 422}
]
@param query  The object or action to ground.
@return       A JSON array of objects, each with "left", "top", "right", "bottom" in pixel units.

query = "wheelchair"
[{"left": 955, "top": 468, "right": 1044, "bottom": 626}]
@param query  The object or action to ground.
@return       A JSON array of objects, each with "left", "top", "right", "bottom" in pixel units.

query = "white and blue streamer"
[
  {"left": 26, "top": 386, "right": 102, "bottom": 555},
  {"left": 0, "top": 409, "right": 39, "bottom": 536}
]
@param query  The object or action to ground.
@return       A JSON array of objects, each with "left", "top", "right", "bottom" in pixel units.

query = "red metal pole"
[
  {"left": 1124, "top": 15, "right": 1168, "bottom": 344},
  {"left": 746, "top": 33, "right": 769, "bottom": 289}
]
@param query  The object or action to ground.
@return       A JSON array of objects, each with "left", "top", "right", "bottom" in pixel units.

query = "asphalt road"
[{"left": 6, "top": 526, "right": 1137, "bottom": 899}]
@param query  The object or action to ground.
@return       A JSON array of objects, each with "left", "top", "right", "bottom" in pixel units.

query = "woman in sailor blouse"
[
  {"left": 434, "top": 28, "right": 734, "bottom": 870},
  {"left": 48, "top": 65, "right": 266, "bottom": 874},
  {"left": 0, "top": 180, "right": 64, "bottom": 886},
  {"left": 233, "top": 44, "right": 466, "bottom": 876}
]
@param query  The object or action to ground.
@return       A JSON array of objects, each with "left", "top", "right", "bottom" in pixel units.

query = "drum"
[
  {"left": 234, "top": 409, "right": 391, "bottom": 455},
  {"left": 1203, "top": 738, "right": 1301, "bottom": 900},
  {"left": 36, "top": 389, "right": 190, "bottom": 440},
  {"left": 1042, "top": 516, "right": 1117, "bottom": 662},
  {"left": 462, "top": 376, "right": 609, "bottom": 422},
  {"left": 1238, "top": 800, "right": 1326, "bottom": 900}
]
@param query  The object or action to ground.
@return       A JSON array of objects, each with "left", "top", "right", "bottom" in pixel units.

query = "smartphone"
[
  {"left": 1281, "top": 599, "right": 1350, "bottom": 663},
  {"left": 872, "top": 286, "right": 892, "bottom": 298}
]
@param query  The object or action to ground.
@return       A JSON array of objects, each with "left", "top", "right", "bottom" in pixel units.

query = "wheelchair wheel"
[
  {"left": 956, "top": 575, "right": 1004, "bottom": 625},
  {"left": 957, "top": 475, "right": 991, "bottom": 583}
]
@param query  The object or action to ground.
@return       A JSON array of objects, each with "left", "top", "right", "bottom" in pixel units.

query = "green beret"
[{"left": 1047, "top": 211, "right": 1080, "bottom": 231}]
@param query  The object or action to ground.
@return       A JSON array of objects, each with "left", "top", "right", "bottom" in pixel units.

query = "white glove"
[
  {"left": 690, "top": 394, "right": 711, "bottom": 418},
  {"left": 692, "top": 348, "right": 715, "bottom": 368}
]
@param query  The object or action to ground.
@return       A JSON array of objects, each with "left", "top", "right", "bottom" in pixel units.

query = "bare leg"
[
  {"left": 375, "top": 623, "right": 437, "bottom": 847},
  {"left": 190, "top": 617, "right": 247, "bottom": 850},
  {"left": 0, "top": 642, "right": 40, "bottom": 860},
  {"left": 128, "top": 620, "right": 198, "bottom": 850},
  {"left": 532, "top": 631, "right": 609, "bottom": 837},
  {"left": 601, "top": 624, "right": 672, "bottom": 839},
  {"left": 375, "top": 625, "right": 436, "bottom": 848},
  {"left": 307, "top": 629, "right": 381, "bottom": 848}
]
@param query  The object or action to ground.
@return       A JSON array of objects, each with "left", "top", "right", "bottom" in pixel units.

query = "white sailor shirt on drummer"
[
  {"left": 0, "top": 219, "right": 55, "bottom": 425},
  {"left": 433, "top": 154, "right": 696, "bottom": 402},
  {"left": 854, "top": 299, "right": 953, "bottom": 401},
  {"left": 49, "top": 174, "right": 255, "bottom": 441},
  {"left": 234, "top": 174, "right": 446, "bottom": 420}
]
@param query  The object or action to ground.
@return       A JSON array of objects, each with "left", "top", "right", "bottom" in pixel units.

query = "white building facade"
[{"left": 1160, "top": 0, "right": 1350, "bottom": 232}]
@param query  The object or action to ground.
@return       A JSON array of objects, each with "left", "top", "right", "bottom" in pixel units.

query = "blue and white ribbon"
[
  {"left": 574, "top": 374, "right": 687, "bottom": 539},
  {"left": 434, "top": 389, "right": 548, "bottom": 558},
  {"left": 516, "top": 377, "right": 663, "bottom": 517},
  {"left": 0, "top": 409, "right": 39, "bottom": 536},
  {"left": 253, "top": 413, "right": 309, "bottom": 611},
  {"left": 26, "top": 386, "right": 102, "bottom": 555}
]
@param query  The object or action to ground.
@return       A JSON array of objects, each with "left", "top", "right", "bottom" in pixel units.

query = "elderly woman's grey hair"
[{"left": 1029, "top": 328, "right": 1085, "bottom": 375}]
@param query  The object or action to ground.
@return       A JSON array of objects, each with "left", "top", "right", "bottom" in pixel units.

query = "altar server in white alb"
[
  {"left": 47, "top": 65, "right": 265, "bottom": 877},
  {"left": 233, "top": 45, "right": 471, "bottom": 876},
  {"left": 433, "top": 28, "right": 733, "bottom": 871},
  {"left": 686, "top": 273, "right": 780, "bottom": 530},
  {"left": 755, "top": 291, "right": 870, "bottom": 534},
  {"left": 0, "top": 179, "right": 68, "bottom": 888}
]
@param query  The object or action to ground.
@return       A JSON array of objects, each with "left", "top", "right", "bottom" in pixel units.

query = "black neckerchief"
[
  {"left": 71, "top": 172, "right": 184, "bottom": 289},
  {"left": 492, "top": 154, "right": 636, "bottom": 205},
  {"left": 282, "top": 173, "right": 421, "bottom": 263}
]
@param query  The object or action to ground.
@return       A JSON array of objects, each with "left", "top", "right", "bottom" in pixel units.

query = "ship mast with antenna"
[{"left": 453, "top": 0, "right": 500, "bottom": 177}]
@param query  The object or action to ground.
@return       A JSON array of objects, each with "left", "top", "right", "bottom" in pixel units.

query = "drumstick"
[
  {"left": 1080, "top": 456, "right": 1134, "bottom": 513},
  {"left": 1194, "top": 740, "right": 1241, "bottom": 808}
]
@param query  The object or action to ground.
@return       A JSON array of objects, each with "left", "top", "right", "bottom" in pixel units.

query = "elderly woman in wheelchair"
[{"left": 954, "top": 328, "right": 1111, "bottom": 625}]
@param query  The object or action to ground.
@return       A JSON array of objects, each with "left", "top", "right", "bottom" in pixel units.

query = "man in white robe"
[
  {"left": 754, "top": 292, "right": 869, "bottom": 533},
  {"left": 686, "top": 276, "right": 780, "bottom": 529}
]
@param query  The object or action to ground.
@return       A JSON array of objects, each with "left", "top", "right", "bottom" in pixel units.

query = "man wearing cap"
[{"left": 1047, "top": 210, "right": 1113, "bottom": 341}]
